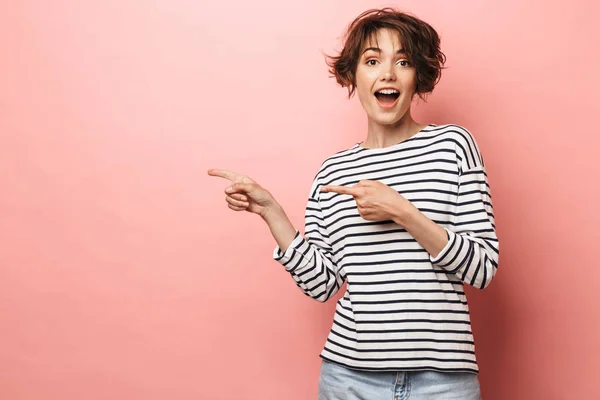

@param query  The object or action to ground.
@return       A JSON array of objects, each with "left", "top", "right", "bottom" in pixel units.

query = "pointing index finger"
[
  {"left": 320, "top": 185, "right": 357, "bottom": 195},
  {"left": 207, "top": 169, "right": 238, "bottom": 182}
]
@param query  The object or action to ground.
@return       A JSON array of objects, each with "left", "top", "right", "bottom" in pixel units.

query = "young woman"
[{"left": 209, "top": 8, "right": 498, "bottom": 399}]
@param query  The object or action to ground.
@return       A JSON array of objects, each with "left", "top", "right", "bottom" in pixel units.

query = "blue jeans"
[{"left": 318, "top": 359, "right": 481, "bottom": 399}]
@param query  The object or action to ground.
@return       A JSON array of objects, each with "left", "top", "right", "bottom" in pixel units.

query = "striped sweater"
[{"left": 273, "top": 124, "right": 499, "bottom": 373}]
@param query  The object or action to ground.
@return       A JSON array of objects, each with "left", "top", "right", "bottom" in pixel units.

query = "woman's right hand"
[{"left": 207, "top": 169, "right": 277, "bottom": 219}]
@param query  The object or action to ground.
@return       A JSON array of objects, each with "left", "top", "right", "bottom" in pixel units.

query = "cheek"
[
  {"left": 400, "top": 72, "right": 417, "bottom": 96},
  {"left": 355, "top": 68, "right": 378, "bottom": 91},
  {"left": 356, "top": 85, "right": 374, "bottom": 109}
]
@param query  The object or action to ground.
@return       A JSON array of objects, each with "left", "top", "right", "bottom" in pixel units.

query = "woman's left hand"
[{"left": 320, "top": 180, "right": 416, "bottom": 224}]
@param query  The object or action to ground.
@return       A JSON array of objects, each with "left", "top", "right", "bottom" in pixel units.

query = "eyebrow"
[{"left": 362, "top": 47, "right": 406, "bottom": 55}]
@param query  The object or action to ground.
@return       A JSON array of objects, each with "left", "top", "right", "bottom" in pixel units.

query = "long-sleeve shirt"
[{"left": 273, "top": 124, "right": 499, "bottom": 373}]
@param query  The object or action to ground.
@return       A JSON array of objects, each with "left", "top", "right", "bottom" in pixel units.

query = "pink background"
[{"left": 1, "top": 1, "right": 599, "bottom": 399}]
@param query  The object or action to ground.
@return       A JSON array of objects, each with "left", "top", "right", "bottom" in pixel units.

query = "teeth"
[{"left": 376, "top": 89, "right": 399, "bottom": 95}]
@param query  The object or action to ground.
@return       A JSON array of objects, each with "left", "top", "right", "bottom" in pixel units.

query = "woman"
[{"left": 208, "top": 8, "right": 498, "bottom": 399}]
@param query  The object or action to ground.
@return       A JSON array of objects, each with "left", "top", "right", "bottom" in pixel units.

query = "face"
[{"left": 355, "top": 28, "right": 418, "bottom": 127}]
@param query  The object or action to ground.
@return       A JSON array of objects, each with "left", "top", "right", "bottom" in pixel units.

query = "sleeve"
[
  {"left": 272, "top": 181, "right": 345, "bottom": 302},
  {"left": 430, "top": 128, "right": 500, "bottom": 289}
]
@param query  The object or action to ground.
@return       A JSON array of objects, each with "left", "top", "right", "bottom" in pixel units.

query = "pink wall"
[{"left": 1, "top": 1, "right": 598, "bottom": 399}]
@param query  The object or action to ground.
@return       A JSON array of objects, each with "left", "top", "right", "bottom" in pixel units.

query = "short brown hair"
[{"left": 325, "top": 8, "right": 446, "bottom": 99}]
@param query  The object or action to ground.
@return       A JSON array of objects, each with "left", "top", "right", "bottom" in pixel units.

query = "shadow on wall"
[{"left": 420, "top": 86, "right": 522, "bottom": 398}]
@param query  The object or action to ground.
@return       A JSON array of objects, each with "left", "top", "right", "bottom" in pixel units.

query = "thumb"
[{"left": 226, "top": 182, "right": 255, "bottom": 194}]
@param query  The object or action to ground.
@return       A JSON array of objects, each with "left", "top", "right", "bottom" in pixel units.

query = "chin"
[{"left": 371, "top": 113, "right": 403, "bottom": 126}]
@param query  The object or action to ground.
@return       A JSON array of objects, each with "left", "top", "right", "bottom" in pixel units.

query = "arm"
[
  {"left": 391, "top": 207, "right": 448, "bottom": 260},
  {"left": 271, "top": 191, "right": 344, "bottom": 303},
  {"left": 208, "top": 168, "right": 344, "bottom": 302},
  {"left": 393, "top": 165, "right": 499, "bottom": 289},
  {"left": 426, "top": 165, "right": 499, "bottom": 289}
]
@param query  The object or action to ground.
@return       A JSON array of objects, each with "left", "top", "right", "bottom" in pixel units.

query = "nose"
[{"left": 380, "top": 64, "right": 397, "bottom": 82}]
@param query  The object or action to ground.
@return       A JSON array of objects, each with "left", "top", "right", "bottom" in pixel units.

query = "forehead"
[{"left": 361, "top": 28, "right": 404, "bottom": 52}]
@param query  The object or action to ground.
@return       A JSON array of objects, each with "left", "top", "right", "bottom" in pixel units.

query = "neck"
[{"left": 361, "top": 112, "right": 425, "bottom": 149}]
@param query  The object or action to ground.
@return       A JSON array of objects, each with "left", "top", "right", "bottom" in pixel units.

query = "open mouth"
[{"left": 374, "top": 89, "right": 400, "bottom": 107}]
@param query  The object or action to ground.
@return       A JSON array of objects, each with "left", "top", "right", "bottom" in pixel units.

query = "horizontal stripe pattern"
[{"left": 274, "top": 124, "right": 499, "bottom": 373}]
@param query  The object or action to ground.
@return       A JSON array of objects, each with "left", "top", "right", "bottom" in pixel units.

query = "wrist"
[
  {"left": 261, "top": 202, "right": 285, "bottom": 223},
  {"left": 391, "top": 202, "right": 418, "bottom": 227},
  {"left": 261, "top": 203, "right": 297, "bottom": 253}
]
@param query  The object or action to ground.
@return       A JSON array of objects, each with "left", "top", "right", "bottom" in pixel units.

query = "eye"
[
  {"left": 366, "top": 59, "right": 378, "bottom": 66},
  {"left": 398, "top": 60, "right": 411, "bottom": 67}
]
